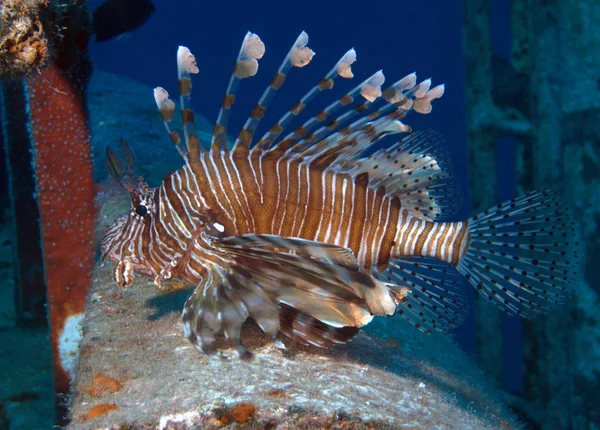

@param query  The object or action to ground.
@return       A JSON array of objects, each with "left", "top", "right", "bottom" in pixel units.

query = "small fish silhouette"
[{"left": 92, "top": 0, "right": 155, "bottom": 42}]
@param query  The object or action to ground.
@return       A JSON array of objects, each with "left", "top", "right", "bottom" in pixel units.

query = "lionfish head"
[{"left": 101, "top": 139, "right": 158, "bottom": 286}]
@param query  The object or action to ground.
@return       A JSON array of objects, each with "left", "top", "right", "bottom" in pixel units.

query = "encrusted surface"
[
  {"left": 0, "top": 0, "right": 49, "bottom": 79},
  {"left": 69, "top": 193, "right": 520, "bottom": 429}
]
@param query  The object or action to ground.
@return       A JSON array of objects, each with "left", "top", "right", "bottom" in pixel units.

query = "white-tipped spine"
[
  {"left": 177, "top": 46, "right": 200, "bottom": 154},
  {"left": 414, "top": 83, "right": 445, "bottom": 114},
  {"left": 290, "top": 31, "right": 315, "bottom": 67},
  {"left": 177, "top": 46, "right": 199, "bottom": 77},
  {"left": 154, "top": 87, "right": 186, "bottom": 158},
  {"left": 154, "top": 87, "right": 174, "bottom": 116},
  {"left": 337, "top": 48, "right": 357, "bottom": 78},
  {"left": 399, "top": 73, "right": 417, "bottom": 90},
  {"left": 234, "top": 32, "right": 265, "bottom": 78},
  {"left": 414, "top": 78, "right": 432, "bottom": 98},
  {"left": 426, "top": 84, "right": 445, "bottom": 100},
  {"left": 361, "top": 70, "right": 385, "bottom": 102}
]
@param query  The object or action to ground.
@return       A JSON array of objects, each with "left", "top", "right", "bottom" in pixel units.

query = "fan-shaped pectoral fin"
[{"left": 181, "top": 265, "right": 280, "bottom": 358}]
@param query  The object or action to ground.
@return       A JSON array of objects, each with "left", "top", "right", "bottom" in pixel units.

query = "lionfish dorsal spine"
[
  {"left": 264, "top": 69, "right": 382, "bottom": 158},
  {"left": 232, "top": 31, "right": 315, "bottom": 155},
  {"left": 153, "top": 87, "right": 187, "bottom": 159},
  {"left": 176, "top": 46, "right": 203, "bottom": 160},
  {"left": 252, "top": 48, "right": 356, "bottom": 153},
  {"left": 211, "top": 32, "right": 265, "bottom": 153},
  {"left": 294, "top": 76, "right": 444, "bottom": 169},
  {"left": 288, "top": 70, "right": 386, "bottom": 159}
]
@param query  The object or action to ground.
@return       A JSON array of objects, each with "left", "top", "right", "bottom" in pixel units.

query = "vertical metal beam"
[
  {"left": 490, "top": 0, "right": 524, "bottom": 397},
  {"left": 520, "top": 0, "right": 572, "bottom": 427},
  {"left": 462, "top": 0, "right": 505, "bottom": 385},
  {"left": 0, "top": 81, "right": 46, "bottom": 326},
  {"left": 514, "top": 0, "right": 600, "bottom": 427}
]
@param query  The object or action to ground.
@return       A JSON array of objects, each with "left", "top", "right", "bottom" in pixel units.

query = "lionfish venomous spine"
[{"left": 101, "top": 32, "right": 580, "bottom": 357}]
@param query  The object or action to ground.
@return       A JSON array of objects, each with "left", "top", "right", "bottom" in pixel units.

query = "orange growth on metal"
[{"left": 26, "top": 61, "right": 96, "bottom": 395}]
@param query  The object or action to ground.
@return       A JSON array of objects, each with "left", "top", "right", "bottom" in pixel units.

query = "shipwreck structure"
[{"left": 463, "top": 0, "right": 600, "bottom": 428}]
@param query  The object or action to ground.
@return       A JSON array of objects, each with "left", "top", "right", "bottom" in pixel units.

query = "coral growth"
[
  {"left": 218, "top": 402, "right": 257, "bottom": 425},
  {"left": 0, "top": 0, "right": 93, "bottom": 79},
  {"left": 26, "top": 58, "right": 96, "bottom": 395},
  {"left": 0, "top": 0, "right": 50, "bottom": 79},
  {"left": 85, "top": 403, "right": 118, "bottom": 420},
  {"left": 87, "top": 374, "right": 122, "bottom": 398}
]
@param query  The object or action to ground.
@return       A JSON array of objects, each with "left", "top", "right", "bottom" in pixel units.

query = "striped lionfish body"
[{"left": 101, "top": 32, "right": 580, "bottom": 357}]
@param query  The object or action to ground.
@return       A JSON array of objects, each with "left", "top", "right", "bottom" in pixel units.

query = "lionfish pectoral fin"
[
  {"left": 279, "top": 303, "right": 360, "bottom": 349},
  {"left": 225, "top": 235, "right": 415, "bottom": 319},
  {"left": 216, "top": 236, "right": 383, "bottom": 346},
  {"left": 183, "top": 235, "right": 389, "bottom": 354},
  {"left": 217, "top": 234, "right": 361, "bottom": 271},
  {"left": 377, "top": 256, "right": 469, "bottom": 334},
  {"left": 220, "top": 235, "right": 407, "bottom": 320},
  {"left": 182, "top": 264, "right": 280, "bottom": 358}
]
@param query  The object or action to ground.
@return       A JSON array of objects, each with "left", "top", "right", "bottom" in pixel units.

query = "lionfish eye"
[{"left": 135, "top": 205, "right": 148, "bottom": 217}]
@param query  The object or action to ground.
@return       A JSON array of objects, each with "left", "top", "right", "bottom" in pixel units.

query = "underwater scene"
[{"left": 0, "top": 0, "right": 597, "bottom": 428}]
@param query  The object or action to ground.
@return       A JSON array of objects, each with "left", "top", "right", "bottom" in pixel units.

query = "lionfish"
[{"left": 101, "top": 32, "right": 579, "bottom": 357}]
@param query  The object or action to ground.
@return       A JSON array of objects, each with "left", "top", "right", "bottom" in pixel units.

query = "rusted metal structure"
[
  {"left": 463, "top": 0, "right": 600, "bottom": 427},
  {"left": 1, "top": 0, "right": 95, "bottom": 423}
]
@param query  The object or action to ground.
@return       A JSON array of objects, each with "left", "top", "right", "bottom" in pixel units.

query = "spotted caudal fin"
[{"left": 456, "top": 190, "right": 580, "bottom": 317}]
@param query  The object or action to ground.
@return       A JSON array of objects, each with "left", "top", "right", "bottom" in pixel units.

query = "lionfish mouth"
[{"left": 101, "top": 214, "right": 130, "bottom": 262}]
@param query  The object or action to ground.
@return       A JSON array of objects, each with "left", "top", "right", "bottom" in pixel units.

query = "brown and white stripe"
[{"left": 391, "top": 212, "right": 470, "bottom": 266}]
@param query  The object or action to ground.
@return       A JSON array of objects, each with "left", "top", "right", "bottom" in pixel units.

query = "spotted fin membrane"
[{"left": 456, "top": 190, "right": 580, "bottom": 318}]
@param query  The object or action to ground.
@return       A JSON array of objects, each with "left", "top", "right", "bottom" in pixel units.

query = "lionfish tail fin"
[
  {"left": 456, "top": 190, "right": 581, "bottom": 317},
  {"left": 211, "top": 32, "right": 266, "bottom": 152}
]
